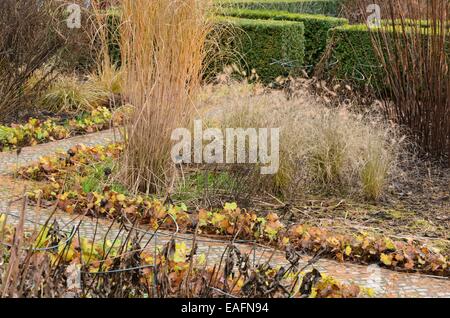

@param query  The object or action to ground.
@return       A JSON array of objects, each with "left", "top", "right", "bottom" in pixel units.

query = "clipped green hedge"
[
  {"left": 220, "top": 8, "right": 347, "bottom": 70},
  {"left": 107, "top": 11, "right": 121, "bottom": 67},
  {"left": 218, "top": 17, "right": 305, "bottom": 83},
  {"left": 324, "top": 24, "right": 450, "bottom": 90},
  {"left": 325, "top": 25, "right": 382, "bottom": 89},
  {"left": 217, "top": 0, "right": 343, "bottom": 16},
  {"left": 383, "top": 19, "right": 450, "bottom": 30}
]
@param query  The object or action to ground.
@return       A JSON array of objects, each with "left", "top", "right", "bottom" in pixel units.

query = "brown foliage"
[{"left": 0, "top": 0, "right": 68, "bottom": 120}]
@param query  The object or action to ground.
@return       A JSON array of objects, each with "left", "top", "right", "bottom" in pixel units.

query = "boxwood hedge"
[
  {"left": 324, "top": 24, "right": 450, "bottom": 90},
  {"left": 220, "top": 8, "right": 347, "bottom": 70},
  {"left": 217, "top": 0, "right": 343, "bottom": 16},
  {"left": 324, "top": 25, "right": 382, "bottom": 88},
  {"left": 218, "top": 17, "right": 306, "bottom": 83}
]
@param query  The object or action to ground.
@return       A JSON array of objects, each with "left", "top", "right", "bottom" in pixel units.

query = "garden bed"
[
  {"left": 15, "top": 143, "right": 450, "bottom": 277},
  {"left": 0, "top": 107, "right": 126, "bottom": 152},
  {"left": 0, "top": 193, "right": 369, "bottom": 298}
]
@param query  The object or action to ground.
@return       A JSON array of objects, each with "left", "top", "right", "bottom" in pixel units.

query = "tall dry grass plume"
[
  {"left": 361, "top": 0, "right": 449, "bottom": 164},
  {"left": 118, "top": 0, "right": 214, "bottom": 193}
]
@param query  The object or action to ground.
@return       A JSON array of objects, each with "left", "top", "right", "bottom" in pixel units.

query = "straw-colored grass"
[
  {"left": 38, "top": 74, "right": 111, "bottom": 114},
  {"left": 202, "top": 82, "right": 403, "bottom": 201},
  {"left": 118, "top": 0, "right": 214, "bottom": 194}
]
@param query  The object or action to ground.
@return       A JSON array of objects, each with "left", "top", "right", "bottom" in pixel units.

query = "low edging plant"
[
  {"left": 216, "top": 0, "right": 343, "bottom": 16},
  {"left": 0, "top": 107, "right": 125, "bottom": 152},
  {"left": 27, "top": 185, "right": 450, "bottom": 277},
  {"left": 219, "top": 8, "right": 347, "bottom": 70},
  {"left": 18, "top": 143, "right": 124, "bottom": 182},
  {"left": 217, "top": 17, "right": 306, "bottom": 83},
  {"left": 0, "top": 211, "right": 368, "bottom": 298},
  {"left": 17, "top": 145, "right": 449, "bottom": 277}
]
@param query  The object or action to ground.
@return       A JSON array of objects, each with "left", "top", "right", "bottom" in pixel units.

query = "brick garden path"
[{"left": 0, "top": 129, "right": 449, "bottom": 298}]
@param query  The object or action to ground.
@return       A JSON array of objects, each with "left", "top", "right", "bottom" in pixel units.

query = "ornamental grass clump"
[
  {"left": 205, "top": 83, "right": 402, "bottom": 201},
  {"left": 118, "top": 0, "right": 214, "bottom": 194}
]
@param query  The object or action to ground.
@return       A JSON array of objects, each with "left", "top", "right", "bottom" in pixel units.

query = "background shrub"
[
  {"left": 217, "top": 0, "right": 343, "bottom": 16},
  {"left": 220, "top": 8, "right": 347, "bottom": 70},
  {"left": 321, "top": 24, "right": 383, "bottom": 90},
  {"left": 339, "top": 0, "right": 431, "bottom": 24},
  {"left": 321, "top": 18, "right": 449, "bottom": 162},
  {"left": 105, "top": 9, "right": 122, "bottom": 68},
  {"left": 0, "top": 0, "right": 67, "bottom": 121},
  {"left": 365, "top": 0, "right": 450, "bottom": 162},
  {"left": 219, "top": 17, "right": 305, "bottom": 83},
  {"left": 320, "top": 23, "right": 450, "bottom": 90}
]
